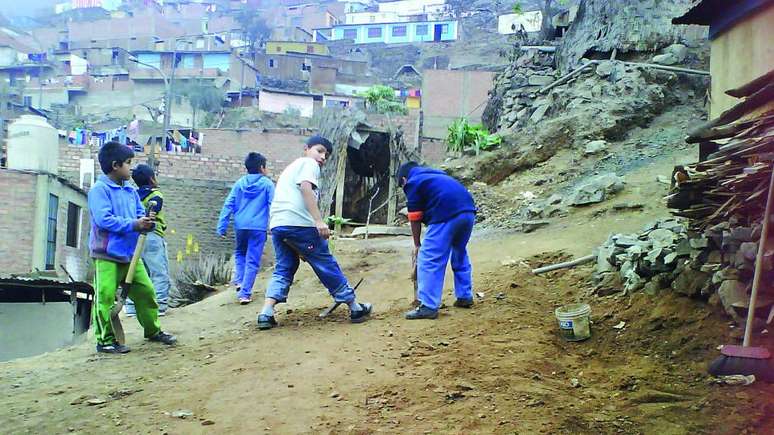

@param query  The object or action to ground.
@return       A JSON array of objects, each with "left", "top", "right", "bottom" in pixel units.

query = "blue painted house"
[{"left": 326, "top": 20, "right": 458, "bottom": 44}]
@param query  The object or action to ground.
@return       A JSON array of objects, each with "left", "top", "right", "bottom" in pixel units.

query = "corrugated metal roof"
[{"left": 0, "top": 275, "right": 93, "bottom": 294}]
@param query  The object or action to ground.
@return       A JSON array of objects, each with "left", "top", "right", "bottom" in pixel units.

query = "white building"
[
  {"left": 377, "top": 0, "right": 449, "bottom": 20},
  {"left": 497, "top": 10, "right": 543, "bottom": 35},
  {"left": 345, "top": 11, "right": 404, "bottom": 25}
]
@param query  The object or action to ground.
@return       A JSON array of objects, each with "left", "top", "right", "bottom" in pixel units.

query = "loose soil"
[{"left": 3, "top": 165, "right": 774, "bottom": 434}]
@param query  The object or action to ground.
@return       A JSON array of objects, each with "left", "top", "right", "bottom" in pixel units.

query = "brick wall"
[
  {"left": 0, "top": 170, "right": 37, "bottom": 273},
  {"left": 422, "top": 70, "right": 495, "bottom": 139},
  {"left": 160, "top": 178, "right": 235, "bottom": 267}
]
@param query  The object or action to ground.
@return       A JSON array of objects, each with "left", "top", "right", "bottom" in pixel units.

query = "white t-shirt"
[{"left": 270, "top": 157, "right": 321, "bottom": 229}]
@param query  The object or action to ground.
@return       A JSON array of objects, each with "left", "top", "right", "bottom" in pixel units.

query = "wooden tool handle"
[
  {"left": 125, "top": 200, "right": 157, "bottom": 285},
  {"left": 744, "top": 164, "right": 774, "bottom": 347}
]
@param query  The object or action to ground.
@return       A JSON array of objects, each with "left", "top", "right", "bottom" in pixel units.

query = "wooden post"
[
  {"left": 387, "top": 144, "right": 397, "bottom": 225},
  {"left": 333, "top": 144, "right": 347, "bottom": 236}
]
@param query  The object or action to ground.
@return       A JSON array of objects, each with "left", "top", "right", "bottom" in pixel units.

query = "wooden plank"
[
  {"left": 726, "top": 69, "right": 774, "bottom": 98},
  {"left": 687, "top": 84, "right": 774, "bottom": 142},
  {"left": 333, "top": 144, "right": 348, "bottom": 236},
  {"left": 387, "top": 143, "right": 397, "bottom": 225}
]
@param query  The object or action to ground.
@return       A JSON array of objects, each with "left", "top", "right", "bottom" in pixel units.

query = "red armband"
[{"left": 407, "top": 211, "right": 424, "bottom": 222}]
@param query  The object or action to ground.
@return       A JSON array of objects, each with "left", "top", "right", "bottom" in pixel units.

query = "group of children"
[{"left": 88, "top": 135, "right": 475, "bottom": 354}]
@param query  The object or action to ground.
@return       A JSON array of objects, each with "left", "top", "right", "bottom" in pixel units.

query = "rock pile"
[
  {"left": 483, "top": 46, "right": 558, "bottom": 132},
  {"left": 594, "top": 218, "right": 767, "bottom": 323}
]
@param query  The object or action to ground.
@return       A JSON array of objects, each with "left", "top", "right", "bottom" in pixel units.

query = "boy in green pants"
[{"left": 88, "top": 142, "right": 177, "bottom": 354}]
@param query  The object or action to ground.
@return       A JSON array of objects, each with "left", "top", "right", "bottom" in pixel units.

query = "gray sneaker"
[{"left": 405, "top": 305, "right": 439, "bottom": 320}]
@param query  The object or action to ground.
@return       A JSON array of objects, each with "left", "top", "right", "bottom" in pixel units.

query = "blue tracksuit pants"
[
  {"left": 418, "top": 212, "right": 475, "bottom": 310},
  {"left": 235, "top": 229, "right": 267, "bottom": 299},
  {"left": 265, "top": 226, "right": 356, "bottom": 304}
]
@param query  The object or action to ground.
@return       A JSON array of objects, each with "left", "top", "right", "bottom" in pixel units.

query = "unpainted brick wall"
[{"left": 0, "top": 170, "right": 37, "bottom": 273}]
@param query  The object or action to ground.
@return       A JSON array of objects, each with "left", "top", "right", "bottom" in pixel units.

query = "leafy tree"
[
  {"left": 360, "top": 85, "right": 407, "bottom": 115},
  {"left": 178, "top": 79, "right": 225, "bottom": 129},
  {"left": 236, "top": 10, "right": 271, "bottom": 54}
]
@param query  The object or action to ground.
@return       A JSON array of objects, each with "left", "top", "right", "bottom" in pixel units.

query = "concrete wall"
[
  {"left": 422, "top": 69, "right": 495, "bottom": 139},
  {"left": 709, "top": 4, "right": 774, "bottom": 119},
  {"left": 259, "top": 91, "right": 315, "bottom": 118},
  {"left": 266, "top": 41, "right": 329, "bottom": 55},
  {"left": 70, "top": 81, "right": 196, "bottom": 127},
  {"left": 0, "top": 302, "right": 77, "bottom": 362}
]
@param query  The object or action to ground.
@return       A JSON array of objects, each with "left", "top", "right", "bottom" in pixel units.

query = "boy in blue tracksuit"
[
  {"left": 397, "top": 161, "right": 477, "bottom": 320},
  {"left": 217, "top": 152, "right": 274, "bottom": 304},
  {"left": 88, "top": 142, "right": 177, "bottom": 353}
]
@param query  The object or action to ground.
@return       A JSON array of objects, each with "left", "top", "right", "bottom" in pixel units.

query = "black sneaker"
[
  {"left": 350, "top": 303, "right": 372, "bottom": 324},
  {"left": 257, "top": 314, "right": 277, "bottom": 330},
  {"left": 453, "top": 298, "right": 474, "bottom": 308},
  {"left": 148, "top": 331, "right": 177, "bottom": 345},
  {"left": 96, "top": 342, "right": 131, "bottom": 354}
]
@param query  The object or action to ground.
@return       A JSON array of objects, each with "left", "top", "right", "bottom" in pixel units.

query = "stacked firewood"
[
  {"left": 661, "top": 69, "right": 774, "bottom": 321},
  {"left": 668, "top": 111, "right": 774, "bottom": 228}
]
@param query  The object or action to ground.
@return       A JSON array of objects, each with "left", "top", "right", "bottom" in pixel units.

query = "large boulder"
[{"left": 568, "top": 173, "right": 625, "bottom": 206}]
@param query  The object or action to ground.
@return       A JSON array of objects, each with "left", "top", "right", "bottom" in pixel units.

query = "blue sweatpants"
[
  {"left": 265, "top": 226, "right": 356, "bottom": 304},
  {"left": 235, "top": 229, "right": 267, "bottom": 299},
  {"left": 418, "top": 212, "right": 475, "bottom": 310}
]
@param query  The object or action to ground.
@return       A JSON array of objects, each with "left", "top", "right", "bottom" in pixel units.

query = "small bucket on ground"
[{"left": 555, "top": 303, "right": 591, "bottom": 342}]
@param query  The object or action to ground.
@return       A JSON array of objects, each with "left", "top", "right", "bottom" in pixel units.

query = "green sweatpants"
[{"left": 93, "top": 258, "right": 161, "bottom": 345}]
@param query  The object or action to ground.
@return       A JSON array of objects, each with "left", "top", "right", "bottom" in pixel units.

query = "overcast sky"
[{"left": 0, "top": 0, "right": 59, "bottom": 18}]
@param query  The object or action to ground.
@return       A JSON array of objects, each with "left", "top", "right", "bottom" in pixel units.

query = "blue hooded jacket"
[
  {"left": 88, "top": 175, "right": 145, "bottom": 263},
  {"left": 217, "top": 174, "right": 274, "bottom": 234},
  {"left": 403, "top": 167, "right": 476, "bottom": 224}
]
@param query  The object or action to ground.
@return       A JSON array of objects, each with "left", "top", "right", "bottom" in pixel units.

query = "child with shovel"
[
  {"left": 88, "top": 142, "right": 177, "bottom": 354},
  {"left": 256, "top": 136, "right": 372, "bottom": 329},
  {"left": 397, "top": 161, "right": 477, "bottom": 320}
]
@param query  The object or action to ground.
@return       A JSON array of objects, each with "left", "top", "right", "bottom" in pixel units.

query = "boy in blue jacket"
[
  {"left": 88, "top": 142, "right": 177, "bottom": 353},
  {"left": 397, "top": 161, "right": 477, "bottom": 320},
  {"left": 217, "top": 152, "right": 274, "bottom": 304}
]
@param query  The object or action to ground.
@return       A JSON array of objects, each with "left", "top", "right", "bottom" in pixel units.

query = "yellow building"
[
  {"left": 675, "top": 0, "right": 774, "bottom": 119},
  {"left": 265, "top": 41, "right": 330, "bottom": 56}
]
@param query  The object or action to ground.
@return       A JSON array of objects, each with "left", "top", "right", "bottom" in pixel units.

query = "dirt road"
[{"left": 2, "top": 159, "right": 773, "bottom": 434}]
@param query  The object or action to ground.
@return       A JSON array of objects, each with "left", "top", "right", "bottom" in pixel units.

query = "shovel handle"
[
  {"left": 125, "top": 200, "right": 156, "bottom": 286},
  {"left": 745, "top": 166, "right": 774, "bottom": 347}
]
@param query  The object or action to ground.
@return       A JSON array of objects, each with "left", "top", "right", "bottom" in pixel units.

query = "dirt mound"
[{"left": 351, "top": 252, "right": 770, "bottom": 434}]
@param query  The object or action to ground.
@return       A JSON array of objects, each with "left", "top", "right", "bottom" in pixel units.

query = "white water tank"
[{"left": 7, "top": 115, "right": 59, "bottom": 174}]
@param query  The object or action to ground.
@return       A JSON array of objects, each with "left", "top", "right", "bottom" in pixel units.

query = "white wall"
[
  {"left": 378, "top": 0, "right": 447, "bottom": 18},
  {"left": 498, "top": 11, "right": 543, "bottom": 34},
  {"left": 259, "top": 91, "right": 315, "bottom": 118}
]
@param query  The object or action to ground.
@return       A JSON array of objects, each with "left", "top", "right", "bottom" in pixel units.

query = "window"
[
  {"left": 392, "top": 26, "right": 407, "bottom": 37},
  {"left": 66, "top": 202, "right": 80, "bottom": 248},
  {"left": 23, "top": 96, "right": 32, "bottom": 106},
  {"left": 268, "top": 58, "right": 276, "bottom": 68},
  {"left": 45, "top": 194, "right": 58, "bottom": 270},
  {"left": 367, "top": 27, "right": 382, "bottom": 38},
  {"left": 442, "top": 24, "right": 450, "bottom": 34},
  {"left": 343, "top": 29, "right": 357, "bottom": 40},
  {"left": 415, "top": 24, "right": 428, "bottom": 36}
]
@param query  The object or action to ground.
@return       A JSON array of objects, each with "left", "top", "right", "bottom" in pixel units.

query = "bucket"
[{"left": 554, "top": 303, "right": 592, "bottom": 341}]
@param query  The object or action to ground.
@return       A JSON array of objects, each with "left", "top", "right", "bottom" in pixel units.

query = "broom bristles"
[{"left": 708, "top": 354, "right": 774, "bottom": 382}]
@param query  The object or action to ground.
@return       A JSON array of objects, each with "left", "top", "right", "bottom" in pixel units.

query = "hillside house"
[{"left": 326, "top": 20, "right": 458, "bottom": 44}]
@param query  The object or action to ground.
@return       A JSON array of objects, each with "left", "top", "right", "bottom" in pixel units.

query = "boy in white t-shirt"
[{"left": 257, "top": 136, "right": 372, "bottom": 330}]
